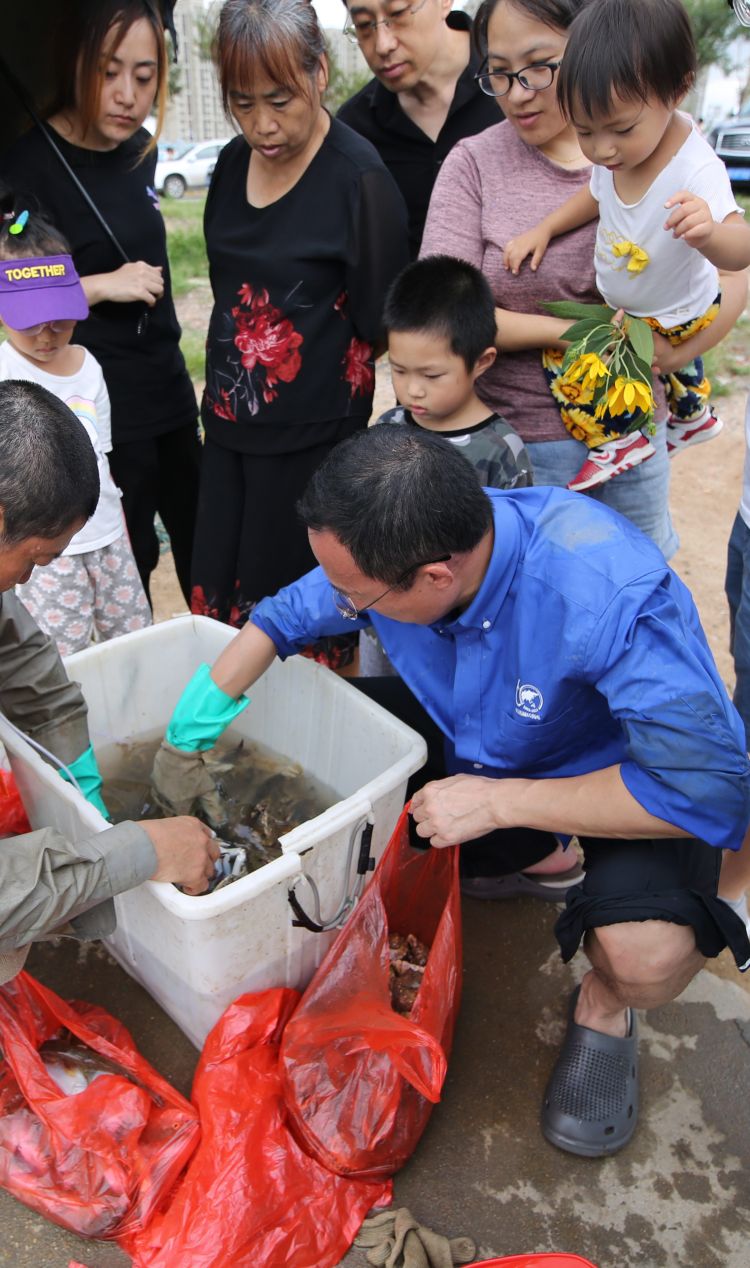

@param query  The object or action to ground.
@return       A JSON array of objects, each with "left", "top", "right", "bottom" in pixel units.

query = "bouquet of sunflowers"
[{"left": 544, "top": 301, "right": 656, "bottom": 435}]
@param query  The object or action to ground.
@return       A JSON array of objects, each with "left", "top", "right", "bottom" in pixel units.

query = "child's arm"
[
  {"left": 651, "top": 268, "right": 748, "bottom": 377},
  {"left": 495, "top": 303, "right": 631, "bottom": 355},
  {"left": 503, "top": 187, "right": 599, "bottom": 275},
  {"left": 494, "top": 308, "right": 572, "bottom": 352},
  {"left": 664, "top": 194, "right": 750, "bottom": 271}
]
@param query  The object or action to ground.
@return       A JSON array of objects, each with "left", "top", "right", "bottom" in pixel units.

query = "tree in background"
[
  {"left": 325, "top": 45, "right": 371, "bottom": 113},
  {"left": 684, "top": 0, "right": 740, "bottom": 66},
  {"left": 683, "top": 0, "right": 749, "bottom": 118},
  {"left": 194, "top": 4, "right": 220, "bottom": 63},
  {"left": 167, "top": 33, "right": 183, "bottom": 101}
]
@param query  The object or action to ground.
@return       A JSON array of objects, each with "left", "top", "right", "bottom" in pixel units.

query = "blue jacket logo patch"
[{"left": 515, "top": 680, "right": 544, "bottom": 720}]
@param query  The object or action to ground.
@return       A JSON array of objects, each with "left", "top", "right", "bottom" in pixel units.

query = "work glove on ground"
[
  {"left": 354, "top": 1208, "right": 475, "bottom": 1268},
  {"left": 60, "top": 745, "right": 109, "bottom": 820},
  {"left": 150, "top": 663, "right": 250, "bottom": 828}
]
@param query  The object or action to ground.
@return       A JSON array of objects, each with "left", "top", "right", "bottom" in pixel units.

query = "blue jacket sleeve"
[
  {"left": 251, "top": 566, "right": 368, "bottom": 656},
  {"left": 585, "top": 572, "right": 750, "bottom": 850}
]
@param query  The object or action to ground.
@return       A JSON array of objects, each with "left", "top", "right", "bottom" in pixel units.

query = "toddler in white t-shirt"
[
  {"left": 0, "top": 204, "right": 150, "bottom": 655},
  {"left": 503, "top": 0, "right": 750, "bottom": 493}
]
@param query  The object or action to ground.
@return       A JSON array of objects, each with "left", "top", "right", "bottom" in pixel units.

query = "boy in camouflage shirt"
[
  {"left": 362, "top": 256, "right": 532, "bottom": 676},
  {"left": 376, "top": 255, "right": 531, "bottom": 489}
]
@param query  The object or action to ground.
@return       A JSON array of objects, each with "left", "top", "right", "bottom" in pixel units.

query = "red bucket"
[{"left": 474, "top": 1258, "right": 598, "bottom": 1267}]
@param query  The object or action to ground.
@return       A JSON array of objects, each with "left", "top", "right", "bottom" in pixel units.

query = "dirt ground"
[
  {"left": 152, "top": 347, "right": 749, "bottom": 691},
  {"left": 669, "top": 385, "right": 747, "bottom": 687}
]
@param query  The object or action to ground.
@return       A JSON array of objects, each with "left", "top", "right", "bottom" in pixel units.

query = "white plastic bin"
[{"left": 0, "top": 616, "right": 426, "bottom": 1048}]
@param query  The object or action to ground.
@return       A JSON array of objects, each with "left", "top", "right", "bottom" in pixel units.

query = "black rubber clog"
[{"left": 541, "top": 985, "right": 639, "bottom": 1157}]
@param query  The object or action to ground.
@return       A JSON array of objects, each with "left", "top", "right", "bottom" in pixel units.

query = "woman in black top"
[
  {"left": 191, "top": 0, "right": 408, "bottom": 630},
  {"left": 1, "top": 0, "right": 200, "bottom": 605}
]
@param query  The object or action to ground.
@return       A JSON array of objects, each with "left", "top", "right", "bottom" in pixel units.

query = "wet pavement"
[{"left": 1, "top": 891, "right": 749, "bottom": 1267}]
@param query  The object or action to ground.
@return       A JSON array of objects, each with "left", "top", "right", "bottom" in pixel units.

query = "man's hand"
[
  {"left": 663, "top": 191, "right": 715, "bottom": 251},
  {"left": 504, "top": 226, "right": 551, "bottom": 275},
  {"left": 410, "top": 775, "right": 507, "bottom": 848},
  {"left": 140, "top": 816, "right": 220, "bottom": 895}
]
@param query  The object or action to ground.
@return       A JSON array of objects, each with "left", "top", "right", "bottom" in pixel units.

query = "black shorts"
[
  {"left": 352, "top": 676, "right": 750, "bottom": 973},
  {"left": 463, "top": 828, "right": 750, "bottom": 973}
]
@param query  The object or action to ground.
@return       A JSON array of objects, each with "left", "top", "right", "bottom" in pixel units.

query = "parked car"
[
  {"left": 708, "top": 115, "right": 750, "bottom": 188},
  {"left": 155, "top": 138, "right": 231, "bottom": 198}
]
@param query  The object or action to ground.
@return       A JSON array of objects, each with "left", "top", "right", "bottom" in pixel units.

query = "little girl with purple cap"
[{"left": 0, "top": 196, "right": 151, "bottom": 655}]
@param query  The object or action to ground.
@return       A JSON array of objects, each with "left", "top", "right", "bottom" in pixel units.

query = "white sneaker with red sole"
[
  {"left": 567, "top": 432, "right": 655, "bottom": 492},
  {"left": 666, "top": 407, "right": 723, "bottom": 456}
]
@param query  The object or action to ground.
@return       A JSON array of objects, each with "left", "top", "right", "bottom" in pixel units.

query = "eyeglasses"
[
  {"left": 475, "top": 60, "right": 561, "bottom": 98},
  {"left": 18, "top": 318, "right": 77, "bottom": 336},
  {"left": 343, "top": 0, "right": 429, "bottom": 46},
  {"left": 332, "top": 554, "right": 451, "bottom": 621}
]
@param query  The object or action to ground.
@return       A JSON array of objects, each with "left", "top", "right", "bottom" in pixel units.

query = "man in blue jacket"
[{"left": 153, "top": 426, "right": 750, "bottom": 1160}]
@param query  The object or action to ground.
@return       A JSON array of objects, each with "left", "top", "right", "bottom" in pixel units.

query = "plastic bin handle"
[{"left": 288, "top": 817, "right": 375, "bottom": 933}]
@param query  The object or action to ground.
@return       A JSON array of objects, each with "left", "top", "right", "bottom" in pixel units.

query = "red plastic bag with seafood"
[
  {"left": 122, "top": 987, "right": 389, "bottom": 1268},
  {"left": 280, "top": 807, "right": 461, "bottom": 1178},
  {"left": 0, "top": 769, "right": 31, "bottom": 837},
  {"left": 0, "top": 972, "right": 199, "bottom": 1239}
]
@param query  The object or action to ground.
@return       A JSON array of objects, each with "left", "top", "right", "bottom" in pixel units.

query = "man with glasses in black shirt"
[{"left": 337, "top": 0, "right": 499, "bottom": 256}]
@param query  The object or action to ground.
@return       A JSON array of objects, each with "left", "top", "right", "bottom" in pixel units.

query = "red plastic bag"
[
  {"left": 122, "top": 987, "right": 389, "bottom": 1268},
  {"left": 0, "top": 972, "right": 199, "bottom": 1239},
  {"left": 0, "top": 769, "right": 31, "bottom": 837},
  {"left": 280, "top": 807, "right": 461, "bottom": 1178},
  {"left": 477, "top": 1258, "right": 598, "bottom": 1267}
]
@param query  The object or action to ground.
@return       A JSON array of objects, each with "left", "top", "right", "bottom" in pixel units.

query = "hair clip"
[{"left": 9, "top": 210, "right": 29, "bottom": 236}]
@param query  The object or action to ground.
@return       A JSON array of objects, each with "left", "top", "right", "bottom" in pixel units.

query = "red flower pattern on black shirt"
[
  {"left": 342, "top": 336, "right": 374, "bottom": 398},
  {"left": 207, "top": 283, "right": 304, "bottom": 419}
]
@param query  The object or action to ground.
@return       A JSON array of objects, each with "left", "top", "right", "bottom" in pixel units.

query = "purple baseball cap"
[{"left": 0, "top": 254, "right": 89, "bottom": 330}]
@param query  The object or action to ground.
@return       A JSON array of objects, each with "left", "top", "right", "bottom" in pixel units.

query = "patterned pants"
[
  {"left": 542, "top": 293, "right": 721, "bottom": 449},
  {"left": 17, "top": 533, "right": 151, "bottom": 658}
]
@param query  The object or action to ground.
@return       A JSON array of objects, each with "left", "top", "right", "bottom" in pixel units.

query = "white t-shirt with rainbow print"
[{"left": 0, "top": 340, "right": 125, "bottom": 553}]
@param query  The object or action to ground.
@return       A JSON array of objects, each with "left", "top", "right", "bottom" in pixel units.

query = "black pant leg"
[
  {"left": 353, "top": 674, "right": 558, "bottom": 871},
  {"left": 156, "top": 422, "right": 202, "bottom": 606},
  {"left": 190, "top": 439, "right": 245, "bottom": 623},
  {"left": 108, "top": 438, "right": 160, "bottom": 604}
]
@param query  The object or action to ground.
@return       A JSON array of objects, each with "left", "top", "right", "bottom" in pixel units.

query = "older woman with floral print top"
[{"left": 191, "top": 0, "right": 408, "bottom": 631}]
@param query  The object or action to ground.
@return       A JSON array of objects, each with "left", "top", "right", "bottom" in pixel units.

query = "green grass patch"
[
  {"left": 704, "top": 311, "right": 750, "bottom": 398},
  {"left": 701, "top": 191, "right": 750, "bottom": 396},
  {"left": 180, "top": 327, "right": 206, "bottom": 383},
  {"left": 163, "top": 192, "right": 208, "bottom": 296}
]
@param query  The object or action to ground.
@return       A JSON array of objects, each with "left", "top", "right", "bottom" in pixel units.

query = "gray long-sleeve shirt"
[{"left": 0, "top": 593, "right": 155, "bottom": 982}]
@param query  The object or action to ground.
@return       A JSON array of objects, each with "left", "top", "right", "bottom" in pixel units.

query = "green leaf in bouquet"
[
  {"left": 634, "top": 354, "right": 654, "bottom": 381},
  {"left": 560, "top": 317, "right": 612, "bottom": 345},
  {"left": 543, "top": 300, "right": 615, "bottom": 322},
  {"left": 627, "top": 317, "right": 654, "bottom": 367},
  {"left": 619, "top": 345, "right": 654, "bottom": 385},
  {"left": 583, "top": 327, "right": 616, "bottom": 356}
]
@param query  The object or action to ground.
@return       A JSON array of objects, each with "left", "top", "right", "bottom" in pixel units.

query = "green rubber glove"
[
  {"left": 165, "top": 663, "right": 250, "bottom": 752},
  {"left": 60, "top": 745, "right": 110, "bottom": 820}
]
